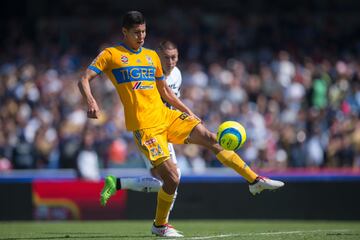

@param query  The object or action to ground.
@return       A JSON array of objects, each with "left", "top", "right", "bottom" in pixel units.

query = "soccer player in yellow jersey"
[
  {"left": 106, "top": 41, "right": 184, "bottom": 223},
  {"left": 78, "top": 11, "right": 284, "bottom": 237}
]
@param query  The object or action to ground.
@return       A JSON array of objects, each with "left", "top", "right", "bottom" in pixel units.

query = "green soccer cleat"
[{"left": 100, "top": 175, "right": 117, "bottom": 206}]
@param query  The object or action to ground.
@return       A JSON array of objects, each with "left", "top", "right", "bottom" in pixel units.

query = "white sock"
[
  {"left": 120, "top": 177, "right": 162, "bottom": 192},
  {"left": 120, "top": 178, "right": 137, "bottom": 190}
]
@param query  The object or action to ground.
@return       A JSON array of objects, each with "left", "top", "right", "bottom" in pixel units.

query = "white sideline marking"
[{"left": 166, "top": 229, "right": 350, "bottom": 240}]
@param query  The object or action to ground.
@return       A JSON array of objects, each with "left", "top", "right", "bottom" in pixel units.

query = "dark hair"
[
  {"left": 122, "top": 11, "right": 145, "bottom": 29},
  {"left": 158, "top": 40, "right": 178, "bottom": 51}
]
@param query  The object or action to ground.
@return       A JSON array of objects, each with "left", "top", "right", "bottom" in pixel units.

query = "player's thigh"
[
  {"left": 167, "top": 112, "right": 201, "bottom": 144},
  {"left": 187, "top": 123, "right": 222, "bottom": 153},
  {"left": 150, "top": 167, "right": 162, "bottom": 180},
  {"left": 150, "top": 143, "right": 178, "bottom": 180}
]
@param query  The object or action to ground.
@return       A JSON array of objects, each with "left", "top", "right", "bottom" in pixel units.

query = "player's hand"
[{"left": 87, "top": 101, "right": 100, "bottom": 119}]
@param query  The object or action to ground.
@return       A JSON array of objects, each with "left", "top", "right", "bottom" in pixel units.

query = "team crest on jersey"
[
  {"left": 145, "top": 56, "right": 153, "bottom": 65},
  {"left": 136, "top": 59, "right": 142, "bottom": 63},
  {"left": 121, "top": 55, "right": 128, "bottom": 64}
]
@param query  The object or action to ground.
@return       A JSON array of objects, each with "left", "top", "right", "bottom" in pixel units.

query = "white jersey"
[{"left": 166, "top": 66, "right": 182, "bottom": 98}]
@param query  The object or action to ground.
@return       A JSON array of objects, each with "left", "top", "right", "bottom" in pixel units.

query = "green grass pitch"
[{"left": 0, "top": 220, "right": 359, "bottom": 240}]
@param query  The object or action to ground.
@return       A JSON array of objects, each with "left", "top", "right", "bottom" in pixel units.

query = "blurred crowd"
[{"left": 1, "top": 1, "right": 360, "bottom": 178}]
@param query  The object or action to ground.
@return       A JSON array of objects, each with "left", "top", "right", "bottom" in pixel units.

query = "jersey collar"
[{"left": 119, "top": 42, "right": 142, "bottom": 54}]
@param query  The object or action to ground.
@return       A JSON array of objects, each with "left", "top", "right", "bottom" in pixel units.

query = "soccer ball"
[{"left": 216, "top": 121, "right": 247, "bottom": 151}]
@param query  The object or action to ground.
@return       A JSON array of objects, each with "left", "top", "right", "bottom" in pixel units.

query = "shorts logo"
[
  {"left": 179, "top": 112, "right": 189, "bottom": 120},
  {"left": 144, "top": 138, "right": 157, "bottom": 146},
  {"left": 133, "top": 81, "right": 154, "bottom": 90},
  {"left": 150, "top": 144, "right": 164, "bottom": 157},
  {"left": 121, "top": 55, "right": 128, "bottom": 64}
]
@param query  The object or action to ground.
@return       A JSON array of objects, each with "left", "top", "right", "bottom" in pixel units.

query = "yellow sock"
[
  {"left": 216, "top": 150, "right": 258, "bottom": 183},
  {"left": 155, "top": 188, "right": 175, "bottom": 226}
]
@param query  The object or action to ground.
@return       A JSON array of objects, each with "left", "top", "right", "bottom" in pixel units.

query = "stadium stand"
[{"left": 1, "top": 0, "right": 360, "bottom": 176}]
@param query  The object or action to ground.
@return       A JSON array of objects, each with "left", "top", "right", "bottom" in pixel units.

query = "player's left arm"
[
  {"left": 154, "top": 51, "right": 198, "bottom": 119},
  {"left": 156, "top": 80, "right": 198, "bottom": 119}
]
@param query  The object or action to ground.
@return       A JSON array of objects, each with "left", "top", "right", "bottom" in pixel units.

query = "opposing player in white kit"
[{"left": 104, "top": 40, "right": 182, "bottom": 216}]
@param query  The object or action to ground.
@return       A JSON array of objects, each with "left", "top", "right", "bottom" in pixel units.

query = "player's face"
[
  {"left": 122, "top": 24, "right": 146, "bottom": 50},
  {"left": 159, "top": 48, "right": 178, "bottom": 75}
]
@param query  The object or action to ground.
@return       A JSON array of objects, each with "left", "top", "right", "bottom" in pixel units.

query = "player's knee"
[
  {"left": 150, "top": 168, "right": 162, "bottom": 180},
  {"left": 206, "top": 131, "right": 222, "bottom": 153},
  {"left": 190, "top": 125, "right": 217, "bottom": 144},
  {"left": 162, "top": 169, "right": 179, "bottom": 193},
  {"left": 209, "top": 131, "right": 217, "bottom": 143}
]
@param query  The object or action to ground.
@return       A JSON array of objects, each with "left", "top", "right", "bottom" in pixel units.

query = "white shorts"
[{"left": 168, "top": 143, "right": 178, "bottom": 165}]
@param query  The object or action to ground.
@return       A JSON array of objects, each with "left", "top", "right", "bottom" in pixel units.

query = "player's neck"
[
  {"left": 163, "top": 68, "right": 174, "bottom": 77},
  {"left": 122, "top": 40, "right": 141, "bottom": 52},
  {"left": 163, "top": 69, "right": 170, "bottom": 77}
]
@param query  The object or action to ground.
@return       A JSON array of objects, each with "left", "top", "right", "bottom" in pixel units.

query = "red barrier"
[{"left": 33, "top": 180, "right": 127, "bottom": 220}]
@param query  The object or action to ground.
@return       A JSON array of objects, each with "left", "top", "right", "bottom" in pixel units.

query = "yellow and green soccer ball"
[{"left": 216, "top": 121, "right": 247, "bottom": 151}]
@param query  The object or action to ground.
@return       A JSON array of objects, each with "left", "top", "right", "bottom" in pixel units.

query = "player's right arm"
[
  {"left": 78, "top": 49, "right": 111, "bottom": 119},
  {"left": 78, "top": 69, "right": 100, "bottom": 119}
]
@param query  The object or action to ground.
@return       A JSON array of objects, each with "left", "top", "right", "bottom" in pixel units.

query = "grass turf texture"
[{"left": 0, "top": 220, "right": 359, "bottom": 240}]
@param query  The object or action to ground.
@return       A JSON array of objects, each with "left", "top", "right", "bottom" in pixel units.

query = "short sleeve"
[
  {"left": 154, "top": 52, "right": 165, "bottom": 81},
  {"left": 88, "top": 49, "right": 112, "bottom": 74}
]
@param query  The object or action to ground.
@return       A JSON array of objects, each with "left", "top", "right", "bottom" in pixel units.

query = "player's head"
[
  {"left": 122, "top": 11, "right": 146, "bottom": 50},
  {"left": 157, "top": 40, "right": 178, "bottom": 75}
]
